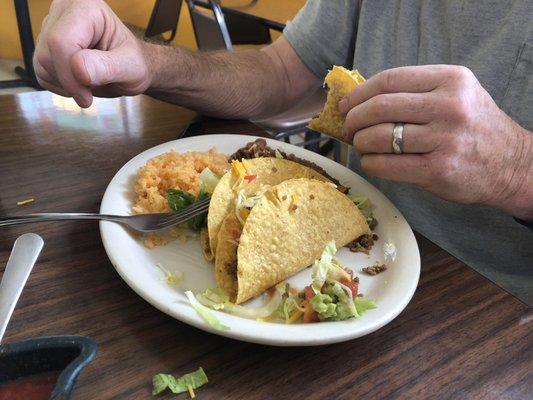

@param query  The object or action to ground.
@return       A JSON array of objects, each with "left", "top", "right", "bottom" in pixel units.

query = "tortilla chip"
[
  {"left": 214, "top": 213, "right": 242, "bottom": 300},
  {"left": 207, "top": 158, "right": 330, "bottom": 258},
  {"left": 308, "top": 66, "right": 365, "bottom": 141},
  {"left": 235, "top": 178, "right": 370, "bottom": 304}
]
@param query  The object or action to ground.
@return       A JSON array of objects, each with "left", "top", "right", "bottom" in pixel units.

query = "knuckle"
[
  {"left": 47, "top": 32, "right": 64, "bottom": 50},
  {"left": 378, "top": 69, "right": 397, "bottom": 93},
  {"left": 345, "top": 89, "right": 357, "bottom": 108},
  {"left": 441, "top": 94, "right": 472, "bottom": 124},
  {"left": 448, "top": 65, "right": 474, "bottom": 84},
  {"left": 35, "top": 51, "right": 51, "bottom": 69},
  {"left": 370, "top": 94, "right": 390, "bottom": 117},
  {"left": 450, "top": 96, "right": 472, "bottom": 124},
  {"left": 352, "top": 131, "right": 367, "bottom": 152},
  {"left": 343, "top": 108, "right": 358, "bottom": 135},
  {"left": 352, "top": 134, "right": 361, "bottom": 151},
  {"left": 36, "top": 75, "right": 47, "bottom": 88}
]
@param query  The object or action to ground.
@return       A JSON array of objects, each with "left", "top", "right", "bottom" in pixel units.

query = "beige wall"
[{"left": 0, "top": 0, "right": 305, "bottom": 60}]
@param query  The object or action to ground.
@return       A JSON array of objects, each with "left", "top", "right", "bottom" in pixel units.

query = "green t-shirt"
[{"left": 284, "top": 0, "right": 533, "bottom": 305}]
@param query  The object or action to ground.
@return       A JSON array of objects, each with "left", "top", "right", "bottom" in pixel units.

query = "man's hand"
[
  {"left": 34, "top": 0, "right": 152, "bottom": 108},
  {"left": 339, "top": 65, "right": 533, "bottom": 219}
]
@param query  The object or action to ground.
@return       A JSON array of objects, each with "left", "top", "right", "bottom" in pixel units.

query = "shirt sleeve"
[{"left": 283, "top": 0, "right": 360, "bottom": 79}]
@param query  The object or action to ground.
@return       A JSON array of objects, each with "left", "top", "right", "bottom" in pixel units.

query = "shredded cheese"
[
  {"left": 155, "top": 263, "right": 183, "bottom": 285},
  {"left": 239, "top": 208, "right": 250, "bottom": 221},
  {"left": 231, "top": 160, "right": 247, "bottom": 190},
  {"left": 286, "top": 308, "right": 303, "bottom": 324},
  {"left": 231, "top": 160, "right": 247, "bottom": 178},
  {"left": 17, "top": 198, "right": 34, "bottom": 206},
  {"left": 256, "top": 312, "right": 278, "bottom": 322},
  {"left": 187, "top": 384, "right": 195, "bottom": 399}
]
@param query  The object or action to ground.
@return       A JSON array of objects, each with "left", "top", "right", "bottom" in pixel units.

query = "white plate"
[{"left": 100, "top": 135, "right": 420, "bottom": 346}]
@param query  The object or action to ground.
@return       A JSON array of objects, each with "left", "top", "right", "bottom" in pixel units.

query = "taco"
[
  {"left": 207, "top": 157, "right": 331, "bottom": 257},
  {"left": 215, "top": 178, "right": 370, "bottom": 304},
  {"left": 308, "top": 66, "right": 365, "bottom": 141}
]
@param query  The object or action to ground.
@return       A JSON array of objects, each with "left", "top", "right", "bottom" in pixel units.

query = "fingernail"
[
  {"left": 338, "top": 98, "right": 348, "bottom": 114},
  {"left": 74, "top": 95, "right": 85, "bottom": 107}
]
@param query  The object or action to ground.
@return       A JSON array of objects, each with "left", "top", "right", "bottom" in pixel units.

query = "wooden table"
[{"left": 0, "top": 91, "right": 531, "bottom": 399}]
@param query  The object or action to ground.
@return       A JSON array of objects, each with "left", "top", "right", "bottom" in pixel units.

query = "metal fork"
[{"left": 0, "top": 197, "right": 210, "bottom": 232}]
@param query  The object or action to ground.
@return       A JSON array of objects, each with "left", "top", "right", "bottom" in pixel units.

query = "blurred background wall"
[{"left": 0, "top": 0, "right": 305, "bottom": 60}]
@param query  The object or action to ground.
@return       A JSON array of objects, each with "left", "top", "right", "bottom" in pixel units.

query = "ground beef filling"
[
  {"left": 225, "top": 261, "right": 237, "bottom": 278},
  {"left": 362, "top": 264, "right": 387, "bottom": 276},
  {"left": 229, "top": 139, "right": 348, "bottom": 194},
  {"left": 347, "top": 233, "right": 379, "bottom": 254}
]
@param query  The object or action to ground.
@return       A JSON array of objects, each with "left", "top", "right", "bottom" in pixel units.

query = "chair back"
[
  {"left": 185, "top": 0, "right": 232, "bottom": 50},
  {"left": 225, "top": 12, "right": 271, "bottom": 45},
  {"left": 145, "top": 0, "right": 183, "bottom": 42}
]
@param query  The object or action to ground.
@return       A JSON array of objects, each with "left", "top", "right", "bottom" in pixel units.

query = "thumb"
[{"left": 71, "top": 48, "right": 127, "bottom": 87}]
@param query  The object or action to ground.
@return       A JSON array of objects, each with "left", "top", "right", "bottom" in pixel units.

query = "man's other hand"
[
  {"left": 34, "top": 0, "right": 152, "bottom": 108},
  {"left": 339, "top": 65, "right": 532, "bottom": 219}
]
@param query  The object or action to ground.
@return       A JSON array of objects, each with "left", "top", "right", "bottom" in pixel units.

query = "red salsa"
[{"left": 0, "top": 371, "right": 59, "bottom": 400}]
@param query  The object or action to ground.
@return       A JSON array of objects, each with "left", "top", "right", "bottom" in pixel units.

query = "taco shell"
[
  {"left": 308, "top": 66, "right": 365, "bottom": 141},
  {"left": 207, "top": 157, "right": 330, "bottom": 257},
  {"left": 216, "top": 178, "right": 370, "bottom": 304}
]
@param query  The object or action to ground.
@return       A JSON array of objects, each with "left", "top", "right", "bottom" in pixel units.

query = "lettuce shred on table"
[{"left": 152, "top": 367, "right": 208, "bottom": 397}]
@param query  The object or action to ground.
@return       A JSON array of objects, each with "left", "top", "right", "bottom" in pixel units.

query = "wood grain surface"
[{"left": 0, "top": 92, "right": 531, "bottom": 400}]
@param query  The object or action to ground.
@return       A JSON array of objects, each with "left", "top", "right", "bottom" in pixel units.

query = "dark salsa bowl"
[{"left": 0, "top": 335, "right": 97, "bottom": 400}]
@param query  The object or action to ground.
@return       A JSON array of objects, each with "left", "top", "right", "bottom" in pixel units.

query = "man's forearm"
[{"left": 142, "top": 40, "right": 309, "bottom": 120}]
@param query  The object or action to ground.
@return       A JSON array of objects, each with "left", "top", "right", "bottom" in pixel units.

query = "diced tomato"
[
  {"left": 303, "top": 303, "right": 319, "bottom": 323},
  {"left": 244, "top": 175, "right": 257, "bottom": 183},
  {"left": 341, "top": 278, "right": 359, "bottom": 297},
  {"left": 304, "top": 285, "right": 315, "bottom": 300},
  {"left": 267, "top": 286, "right": 277, "bottom": 296},
  {"left": 344, "top": 268, "right": 354, "bottom": 279},
  {"left": 289, "top": 287, "right": 298, "bottom": 296}
]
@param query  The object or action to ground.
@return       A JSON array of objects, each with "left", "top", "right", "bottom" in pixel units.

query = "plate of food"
[{"left": 100, "top": 135, "right": 420, "bottom": 346}]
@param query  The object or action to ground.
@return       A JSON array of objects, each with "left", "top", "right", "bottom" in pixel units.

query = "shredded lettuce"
[
  {"left": 199, "top": 167, "right": 221, "bottom": 194},
  {"left": 185, "top": 290, "right": 229, "bottom": 331},
  {"left": 277, "top": 288, "right": 304, "bottom": 321},
  {"left": 310, "top": 293, "right": 337, "bottom": 319},
  {"left": 274, "top": 149, "right": 284, "bottom": 159},
  {"left": 234, "top": 189, "right": 266, "bottom": 225},
  {"left": 311, "top": 240, "right": 337, "bottom": 294},
  {"left": 152, "top": 367, "right": 208, "bottom": 396},
  {"left": 189, "top": 242, "right": 376, "bottom": 325},
  {"left": 347, "top": 194, "right": 375, "bottom": 225},
  {"left": 354, "top": 297, "right": 377, "bottom": 315},
  {"left": 196, "top": 287, "right": 282, "bottom": 319},
  {"left": 305, "top": 241, "right": 377, "bottom": 321},
  {"left": 313, "top": 283, "right": 357, "bottom": 320}
]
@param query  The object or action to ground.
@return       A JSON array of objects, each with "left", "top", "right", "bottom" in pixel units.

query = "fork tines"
[{"left": 158, "top": 197, "right": 211, "bottom": 228}]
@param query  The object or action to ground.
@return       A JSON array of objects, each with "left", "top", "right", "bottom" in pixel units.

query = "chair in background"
[
  {"left": 145, "top": 0, "right": 183, "bottom": 43},
  {"left": 185, "top": 0, "right": 337, "bottom": 160}
]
